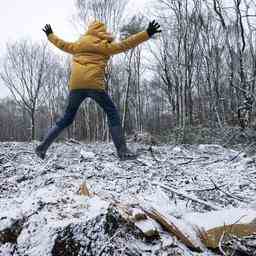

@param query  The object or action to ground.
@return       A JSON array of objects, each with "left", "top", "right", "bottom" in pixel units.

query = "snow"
[
  {"left": 0, "top": 243, "right": 15, "bottom": 256},
  {"left": 80, "top": 149, "right": 95, "bottom": 160},
  {"left": 184, "top": 208, "right": 256, "bottom": 230},
  {"left": 0, "top": 141, "right": 256, "bottom": 255}
]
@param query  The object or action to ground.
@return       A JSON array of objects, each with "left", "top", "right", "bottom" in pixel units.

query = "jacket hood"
[{"left": 86, "top": 21, "right": 114, "bottom": 42}]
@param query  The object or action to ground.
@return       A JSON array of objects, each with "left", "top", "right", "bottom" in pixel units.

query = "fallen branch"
[
  {"left": 169, "top": 156, "right": 210, "bottom": 163},
  {"left": 203, "top": 224, "right": 256, "bottom": 249},
  {"left": 150, "top": 181, "right": 221, "bottom": 211},
  {"left": 229, "top": 141, "right": 256, "bottom": 161},
  {"left": 177, "top": 158, "right": 193, "bottom": 165},
  {"left": 201, "top": 158, "right": 228, "bottom": 166},
  {"left": 185, "top": 184, "right": 226, "bottom": 193},
  {"left": 218, "top": 232, "right": 227, "bottom": 256},
  {"left": 209, "top": 178, "right": 249, "bottom": 203},
  {"left": 175, "top": 156, "right": 212, "bottom": 165},
  {"left": 142, "top": 207, "right": 203, "bottom": 252}
]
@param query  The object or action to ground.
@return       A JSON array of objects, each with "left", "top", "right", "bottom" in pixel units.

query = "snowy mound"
[{"left": 0, "top": 142, "right": 256, "bottom": 255}]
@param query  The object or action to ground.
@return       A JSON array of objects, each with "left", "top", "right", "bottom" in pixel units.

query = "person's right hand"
[
  {"left": 42, "top": 24, "right": 53, "bottom": 36},
  {"left": 146, "top": 20, "right": 161, "bottom": 37}
]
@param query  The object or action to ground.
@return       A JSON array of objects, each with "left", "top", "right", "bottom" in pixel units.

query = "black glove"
[
  {"left": 146, "top": 20, "right": 161, "bottom": 37},
  {"left": 42, "top": 24, "right": 53, "bottom": 36}
]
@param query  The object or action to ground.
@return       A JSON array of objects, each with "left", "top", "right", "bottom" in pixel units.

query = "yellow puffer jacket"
[{"left": 48, "top": 21, "right": 149, "bottom": 90}]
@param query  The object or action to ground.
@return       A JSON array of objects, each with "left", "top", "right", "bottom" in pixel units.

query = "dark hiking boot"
[
  {"left": 117, "top": 147, "right": 137, "bottom": 161},
  {"left": 109, "top": 125, "right": 137, "bottom": 161},
  {"left": 35, "top": 125, "right": 63, "bottom": 159},
  {"left": 35, "top": 146, "right": 46, "bottom": 160}
]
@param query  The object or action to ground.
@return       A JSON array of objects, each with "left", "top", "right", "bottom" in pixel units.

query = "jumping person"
[{"left": 36, "top": 20, "right": 161, "bottom": 160}]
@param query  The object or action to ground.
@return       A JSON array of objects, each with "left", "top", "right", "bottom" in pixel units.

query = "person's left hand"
[{"left": 146, "top": 20, "right": 161, "bottom": 37}]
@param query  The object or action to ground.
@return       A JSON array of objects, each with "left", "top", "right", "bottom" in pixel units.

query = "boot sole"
[
  {"left": 35, "top": 148, "right": 46, "bottom": 160},
  {"left": 118, "top": 154, "right": 138, "bottom": 161}
]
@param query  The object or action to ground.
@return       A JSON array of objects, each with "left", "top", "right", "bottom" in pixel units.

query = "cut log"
[
  {"left": 144, "top": 208, "right": 204, "bottom": 252},
  {"left": 184, "top": 208, "right": 256, "bottom": 231},
  {"left": 198, "top": 224, "right": 256, "bottom": 249},
  {"left": 133, "top": 218, "right": 160, "bottom": 237},
  {"left": 184, "top": 208, "right": 256, "bottom": 249},
  {"left": 117, "top": 206, "right": 160, "bottom": 238},
  {"left": 130, "top": 208, "right": 147, "bottom": 221}
]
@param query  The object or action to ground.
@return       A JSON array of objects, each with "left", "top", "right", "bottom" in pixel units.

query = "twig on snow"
[
  {"left": 229, "top": 141, "right": 256, "bottom": 162},
  {"left": 209, "top": 178, "right": 249, "bottom": 203},
  {"left": 218, "top": 231, "right": 227, "bottom": 256},
  {"left": 150, "top": 181, "right": 221, "bottom": 211},
  {"left": 201, "top": 158, "right": 228, "bottom": 166},
  {"left": 185, "top": 184, "right": 226, "bottom": 193}
]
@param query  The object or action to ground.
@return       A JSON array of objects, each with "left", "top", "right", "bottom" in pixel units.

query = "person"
[{"left": 35, "top": 20, "right": 161, "bottom": 161}]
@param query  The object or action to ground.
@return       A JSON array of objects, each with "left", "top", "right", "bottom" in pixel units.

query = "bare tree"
[
  {"left": 74, "top": 0, "right": 127, "bottom": 33},
  {"left": 119, "top": 16, "right": 146, "bottom": 132},
  {"left": 41, "top": 56, "right": 70, "bottom": 127},
  {"left": 0, "top": 40, "right": 51, "bottom": 140}
]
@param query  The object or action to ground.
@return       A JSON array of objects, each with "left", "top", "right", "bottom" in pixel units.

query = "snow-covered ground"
[{"left": 0, "top": 141, "right": 256, "bottom": 255}]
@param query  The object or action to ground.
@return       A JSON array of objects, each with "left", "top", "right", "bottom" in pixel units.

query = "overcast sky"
[
  {"left": 0, "top": 0, "right": 147, "bottom": 43},
  {"left": 0, "top": 0, "right": 147, "bottom": 98}
]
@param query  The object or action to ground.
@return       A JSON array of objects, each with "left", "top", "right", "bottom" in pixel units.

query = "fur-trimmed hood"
[{"left": 86, "top": 21, "right": 114, "bottom": 42}]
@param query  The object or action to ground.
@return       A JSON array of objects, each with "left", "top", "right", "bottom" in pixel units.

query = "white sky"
[
  {"left": 0, "top": 0, "right": 147, "bottom": 98},
  {"left": 0, "top": 0, "right": 147, "bottom": 43}
]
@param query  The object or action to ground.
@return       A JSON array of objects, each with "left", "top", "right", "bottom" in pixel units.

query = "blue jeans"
[{"left": 56, "top": 89, "right": 121, "bottom": 129}]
